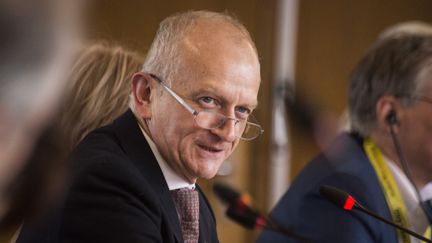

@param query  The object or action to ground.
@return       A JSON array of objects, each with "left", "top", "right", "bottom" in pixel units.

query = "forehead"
[
  {"left": 187, "top": 76, "right": 260, "bottom": 107},
  {"left": 173, "top": 49, "right": 260, "bottom": 104},
  {"left": 168, "top": 19, "right": 261, "bottom": 106},
  {"left": 176, "top": 19, "right": 256, "bottom": 63},
  {"left": 417, "top": 62, "right": 432, "bottom": 93}
]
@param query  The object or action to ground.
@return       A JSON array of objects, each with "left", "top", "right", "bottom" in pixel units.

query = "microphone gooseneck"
[
  {"left": 320, "top": 185, "right": 432, "bottom": 243},
  {"left": 213, "top": 183, "right": 312, "bottom": 243}
]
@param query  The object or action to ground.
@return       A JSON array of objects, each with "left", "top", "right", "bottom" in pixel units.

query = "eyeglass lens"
[{"left": 194, "top": 110, "right": 261, "bottom": 140}]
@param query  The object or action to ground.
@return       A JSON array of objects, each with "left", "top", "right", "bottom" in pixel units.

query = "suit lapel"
[
  {"left": 197, "top": 185, "right": 218, "bottom": 243},
  {"left": 111, "top": 110, "right": 183, "bottom": 242}
]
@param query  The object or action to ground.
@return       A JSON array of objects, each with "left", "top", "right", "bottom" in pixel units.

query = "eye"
[
  {"left": 198, "top": 96, "right": 218, "bottom": 108},
  {"left": 235, "top": 106, "right": 251, "bottom": 119}
]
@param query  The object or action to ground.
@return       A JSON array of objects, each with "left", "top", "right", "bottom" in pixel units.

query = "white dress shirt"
[
  {"left": 385, "top": 156, "right": 432, "bottom": 243},
  {"left": 139, "top": 125, "right": 195, "bottom": 190}
]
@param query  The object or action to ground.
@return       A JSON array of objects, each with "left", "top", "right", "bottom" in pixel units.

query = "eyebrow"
[{"left": 190, "top": 88, "right": 258, "bottom": 110}]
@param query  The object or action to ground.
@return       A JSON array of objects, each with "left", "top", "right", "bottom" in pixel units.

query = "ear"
[
  {"left": 375, "top": 95, "right": 402, "bottom": 133},
  {"left": 131, "top": 72, "right": 155, "bottom": 119}
]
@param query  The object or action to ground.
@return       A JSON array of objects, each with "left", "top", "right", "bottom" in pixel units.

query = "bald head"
[
  {"left": 142, "top": 10, "right": 259, "bottom": 85},
  {"left": 176, "top": 18, "right": 260, "bottom": 85}
]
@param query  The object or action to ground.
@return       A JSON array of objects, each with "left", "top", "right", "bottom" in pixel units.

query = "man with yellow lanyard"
[{"left": 258, "top": 21, "right": 432, "bottom": 243}]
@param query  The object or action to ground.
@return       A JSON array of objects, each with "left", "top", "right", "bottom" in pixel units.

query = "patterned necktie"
[
  {"left": 171, "top": 188, "right": 200, "bottom": 243},
  {"left": 422, "top": 200, "right": 432, "bottom": 224}
]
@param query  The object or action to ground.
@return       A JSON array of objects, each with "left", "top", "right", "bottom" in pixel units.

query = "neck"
[
  {"left": 135, "top": 116, "right": 152, "bottom": 139},
  {"left": 135, "top": 115, "right": 198, "bottom": 186},
  {"left": 370, "top": 131, "right": 400, "bottom": 164},
  {"left": 370, "top": 132, "right": 427, "bottom": 189}
]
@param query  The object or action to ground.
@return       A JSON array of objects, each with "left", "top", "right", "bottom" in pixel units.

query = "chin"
[
  {"left": 196, "top": 166, "right": 220, "bottom": 180},
  {"left": 192, "top": 156, "right": 223, "bottom": 174}
]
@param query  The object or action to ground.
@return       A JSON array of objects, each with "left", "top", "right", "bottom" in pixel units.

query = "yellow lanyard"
[
  {"left": 425, "top": 227, "right": 431, "bottom": 240},
  {"left": 363, "top": 137, "right": 411, "bottom": 243}
]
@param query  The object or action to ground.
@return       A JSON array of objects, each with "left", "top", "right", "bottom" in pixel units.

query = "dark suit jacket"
[
  {"left": 257, "top": 133, "right": 398, "bottom": 243},
  {"left": 18, "top": 110, "right": 219, "bottom": 243}
]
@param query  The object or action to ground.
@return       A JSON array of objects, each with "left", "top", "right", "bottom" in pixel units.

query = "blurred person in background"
[
  {"left": 57, "top": 42, "right": 144, "bottom": 151},
  {"left": 16, "top": 41, "right": 144, "bottom": 243},
  {"left": 258, "top": 21, "right": 432, "bottom": 243},
  {"left": 0, "top": 0, "right": 82, "bottom": 240}
]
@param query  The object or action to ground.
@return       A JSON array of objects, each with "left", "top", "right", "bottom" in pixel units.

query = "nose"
[{"left": 211, "top": 119, "right": 237, "bottom": 142}]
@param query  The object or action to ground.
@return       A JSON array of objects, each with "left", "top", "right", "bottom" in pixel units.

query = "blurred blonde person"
[
  {"left": 59, "top": 42, "right": 144, "bottom": 150},
  {"left": 14, "top": 42, "right": 143, "bottom": 243}
]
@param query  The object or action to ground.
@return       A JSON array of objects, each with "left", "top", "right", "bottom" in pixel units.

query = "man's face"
[
  {"left": 145, "top": 25, "right": 261, "bottom": 183},
  {"left": 399, "top": 74, "right": 432, "bottom": 185}
]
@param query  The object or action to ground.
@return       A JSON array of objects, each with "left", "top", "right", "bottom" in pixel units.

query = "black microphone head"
[
  {"left": 213, "top": 183, "right": 241, "bottom": 206},
  {"left": 319, "top": 185, "right": 357, "bottom": 210},
  {"left": 226, "top": 204, "right": 261, "bottom": 229}
]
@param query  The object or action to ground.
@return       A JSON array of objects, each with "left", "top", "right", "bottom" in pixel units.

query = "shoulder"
[
  {"left": 60, "top": 132, "right": 169, "bottom": 242},
  {"left": 277, "top": 133, "right": 383, "bottom": 213},
  {"left": 287, "top": 133, "right": 372, "bottom": 194},
  {"left": 258, "top": 133, "right": 395, "bottom": 242},
  {"left": 65, "top": 121, "right": 165, "bottom": 217},
  {"left": 68, "top": 125, "right": 160, "bottom": 201}
]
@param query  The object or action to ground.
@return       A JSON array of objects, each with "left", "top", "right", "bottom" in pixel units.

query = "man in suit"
[
  {"left": 19, "top": 10, "right": 262, "bottom": 243},
  {"left": 257, "top": 22, "right": 432, "bottom": 242}
]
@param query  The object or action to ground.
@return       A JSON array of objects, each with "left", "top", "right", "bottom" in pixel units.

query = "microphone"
[
  {"left": 213, "top": 183, "right": 264, "bottom": 229},
  {"left": 320, "top": 185, "right": 432, "bottom": 243},
  {"left": 213, "top": 182, "right": 252, "bottom": 210},
  {"left": 213, "top": 183, "right": 312, "bottom": 242}
]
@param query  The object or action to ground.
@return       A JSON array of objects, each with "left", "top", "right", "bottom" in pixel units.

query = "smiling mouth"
[{"left": 198, "top": 144, "right": 223, "bottom": 153}]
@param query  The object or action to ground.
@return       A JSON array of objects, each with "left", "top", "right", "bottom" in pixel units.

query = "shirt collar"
[
  {"left": 421, "top": 183, "right": 432, "bottom": 201},
  {"left": 138, "top": 123, "right": 195, "bottom": 190},
  {"left": 383, "top": 155, "right": 430, "bottom": 238}
]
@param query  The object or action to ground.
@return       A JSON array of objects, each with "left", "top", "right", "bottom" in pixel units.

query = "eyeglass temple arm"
[
  {"left": 149, "top": 74, "right": 263, "bottom": 137},
  {"left": 250, "top": 122, "right": 264, "bottom": 134},
  {"left": 155, "top": 78, "right": 197, "bottom": 115}
]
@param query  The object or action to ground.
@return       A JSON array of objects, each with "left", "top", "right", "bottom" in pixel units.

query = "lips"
[{"left": 198, "top": 144, "right": 223, "bottom": 153}]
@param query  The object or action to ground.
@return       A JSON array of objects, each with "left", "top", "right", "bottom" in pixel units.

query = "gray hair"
[
  {"left": 349, "top": 21, "right": 432, "bottom": 136},
  {"left": 141, "top": 10, "right": 257, "bottom": 85}
]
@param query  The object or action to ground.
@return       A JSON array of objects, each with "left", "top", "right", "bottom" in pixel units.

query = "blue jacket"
[{"left": 257, "top": 133, "right": 397, "bottom": 243}]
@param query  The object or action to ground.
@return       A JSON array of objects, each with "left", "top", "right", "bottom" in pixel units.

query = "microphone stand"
[
  {"left": 224, "top": 202, "right": 312, "bottom": 242},
  {"left": 265, "top": 216, "right": 313, "bottom": 243},
  {"left": 320, "top": 185, "right": 432, "bottom": 243},
  {"left": 355, "top": 203, "right": 432, "bottom": 243}
]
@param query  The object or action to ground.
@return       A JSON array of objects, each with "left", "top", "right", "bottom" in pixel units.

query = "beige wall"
[{"left": 85, "top": 1, "right": 432, "bottom": 242}]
